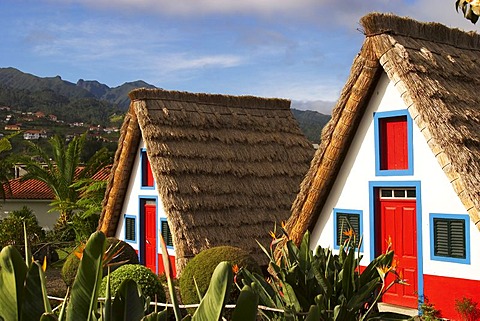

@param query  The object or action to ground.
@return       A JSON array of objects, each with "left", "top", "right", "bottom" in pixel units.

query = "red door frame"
[{"left": 140, "top": 198, "right": 157, "bottom": 274}]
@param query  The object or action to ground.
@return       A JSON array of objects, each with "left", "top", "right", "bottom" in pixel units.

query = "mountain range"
[{"left": 0, "top": 67, "right": 331, "bottom": 142}]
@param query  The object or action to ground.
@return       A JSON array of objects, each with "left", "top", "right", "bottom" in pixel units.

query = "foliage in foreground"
[
  {"left": 100, "top": 264, "right": 166, "bottom": 303},
  {"left": 179, "top": 245, "right": 260, "bottom": 308},
  {"left": 0, "top": 224, "right": 411, "bottom": 320},
  {"left": 236, "top": 227, "right": 410, "bottom": 320}
]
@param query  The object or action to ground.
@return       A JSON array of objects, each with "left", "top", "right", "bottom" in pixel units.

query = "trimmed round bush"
[
  {"left": 61, "top": 237, "right": 139, "bottom": 287},
  {"left": 99, "top": 264, "right": 166, "bottom": 302},
  {"left": 179, "top": 246, "right": 261, "bottom": 306}
]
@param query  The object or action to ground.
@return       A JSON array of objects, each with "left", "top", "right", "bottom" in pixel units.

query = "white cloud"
[{"left": 53, "top": 0, "right": 324, "bottom": 16}]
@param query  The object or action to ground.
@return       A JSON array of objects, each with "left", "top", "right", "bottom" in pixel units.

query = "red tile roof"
[
  {"left": 3, "top": 165, "right": 111, "bottom": 200},
  {"left": 4, "top": 178, "right": 54, "bottom": 200}
]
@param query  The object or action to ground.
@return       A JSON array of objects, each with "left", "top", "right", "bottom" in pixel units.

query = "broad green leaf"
[
  {"left": 66, "top": 231, "right": 106, "bottom": 321},
  {"left": 341, "top": 248, "right": 356, "bottom": 299},
  {"left": 21, "top": 261, "right": 52, "bottom": 320},
  {"left": 282, "top": 282, "right": 302, "bottom": 313},
  {"left": 304, "top": 304, "right": 321, "bottom": 321},
  {"left": 0, "top": 245, "right": 28, "bottom": 321},
  {"left": 111, "top": 279, "right": 145, "bottom": 321},
  {"left": 141, "top": 310, "right": 169, "bottom": 321},
  {"left": 231, "top": 285, "right": 259, "bottom": 321},
  {"left": 192, "top": 262, "right": 233, "bottom": 321}
]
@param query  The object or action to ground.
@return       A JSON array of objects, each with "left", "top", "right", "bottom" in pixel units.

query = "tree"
[
  {"left": 0, "top": 132, "right": 19, "bottom": 200},
  {"left": 21, "top": 133, "right": 111, "bottom": 234},
  {"left": 456, "top": 0, "right": 480, "bottom": 23}
]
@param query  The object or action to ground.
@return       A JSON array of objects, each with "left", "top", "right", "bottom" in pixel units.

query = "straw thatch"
[
  {"left": 286, "top": 12, "right": 480, "bottom": 245},
  {"left": 98, "top": 89, "right": 313, "bottom": 272}
]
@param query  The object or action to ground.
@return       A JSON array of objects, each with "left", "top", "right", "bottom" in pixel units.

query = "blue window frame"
[
  {"left": 160, "top": 218, "right": 174, "bottom": 249},
  {"left": 124, "top": 214, "right": 137, "bottom": 243},
  {"left": 374, "top": 110, "right": 414, "bottom": 176},
  {"left": 430, "top": 213, "right": 470, "bottom": 264},
  {"left": 333, "top": 208, "right": 363, "bottom": 251}
]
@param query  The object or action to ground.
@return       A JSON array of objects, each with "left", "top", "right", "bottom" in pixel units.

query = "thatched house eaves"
[
  {"left": 286, "top": 12, "right": 480, "bottom": 245},
  {"left": 99, "top": 88, "right": 314, "bottom": 271}
]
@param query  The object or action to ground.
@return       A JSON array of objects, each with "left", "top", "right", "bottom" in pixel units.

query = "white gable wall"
[
  {"left": 115, "top": 139, "right": 174, "bottom": 257},
  {"left": 310, "top": 72, "right": 480, "bottom": 280}
]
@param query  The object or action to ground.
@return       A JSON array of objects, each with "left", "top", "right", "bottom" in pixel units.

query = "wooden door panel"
[
  {"left": 379, "top": 198, "right": 417, "bottom": 308},
  {"left": 144, "top": 203, "right": 157, "bottom": 273}
]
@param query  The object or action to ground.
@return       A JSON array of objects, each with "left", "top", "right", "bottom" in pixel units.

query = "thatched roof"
[
  {"left": 286, "top": 12, "right": 480, "bottom": 245},
  {"left": 98, "top": 89, "right": 313, "bottom": 271}
]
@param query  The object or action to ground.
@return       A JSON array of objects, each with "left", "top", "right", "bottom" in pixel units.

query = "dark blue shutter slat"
[{"left": 433, "top": 218, "right": 465, "bottom": 259}]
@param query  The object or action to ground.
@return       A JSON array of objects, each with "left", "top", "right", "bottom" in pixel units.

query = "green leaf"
[
  {"left": 111, "top": 279, "right": 145, "bottom": 321},
  {"left": 103, "top": 268, "right": 112, "bottom": 321},
  {"left": 282, "top": 282, "right": 302, "bottom": 313},
  {"left": 231, "top": 285, "right": 259, "bottom": 321},
  {"left": 66, "top": 231, "right": 106, "bottom": 321},
  {"left": 346, "top": 278, "right": 380, "bottom": 311},
  {"left": 40, "top": 313, "right": 59, "bottom": 321},
  {"left": 304, "top": 304, "right": 321, "bottom": 321},
  {"left": 159, "top": 233, "right": 182, "bottom": 321},
  {"left": 192, "top": 262, "right": 233, "bottom": 321},
  {"left": 142, "top": 310, "right": 169, "bottom": 321},
  {"left": 21, "top": 261, "right": 52, "bottom": 320},
  {"left": 341, "top": 248, "right": 356, "bottom": 299},
  {"left": 0, "top": 245, "right": 28, "bottom": 321}
]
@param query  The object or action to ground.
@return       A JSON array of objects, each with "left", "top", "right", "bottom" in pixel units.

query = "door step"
[{"left": 378, "top": 302, "right": 418, "bottom": 317}]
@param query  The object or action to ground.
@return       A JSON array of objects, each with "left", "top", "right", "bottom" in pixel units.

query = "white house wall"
[
  {"left": 115, "top": 139, "right": 174, "bottom": 257},
  {"left": 2, "top": 200, "right": 59, "bottom": 230},
  {"left": 310, "top": 72, "right": 480, "bottom": 280}
]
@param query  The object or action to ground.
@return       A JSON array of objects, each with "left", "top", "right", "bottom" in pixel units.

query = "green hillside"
[{"left": 0, "top": 68, "right": 331, "bottom": 142}]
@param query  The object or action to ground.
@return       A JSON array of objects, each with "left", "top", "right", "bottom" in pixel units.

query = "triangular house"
[
  {"left": 98, "top": 89, "right": 313, "bottom": 276},
  {"left": 285, "top": 13, "right": 480, "bottom": 319}
]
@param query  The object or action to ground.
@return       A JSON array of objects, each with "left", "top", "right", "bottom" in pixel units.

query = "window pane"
[{"left": 381, "top": 189, "right": 392, "bottom": 198}]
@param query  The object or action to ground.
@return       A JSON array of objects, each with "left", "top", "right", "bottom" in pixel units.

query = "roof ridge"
[
  {"left": 129, "top": 88, "right": 291, "bottom": 110},
  {"left": 361, "top": 12, "right": 480, "bottom": 50}
]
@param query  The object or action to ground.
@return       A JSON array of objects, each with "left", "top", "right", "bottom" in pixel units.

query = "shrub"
[
  {"left": 61, "top": 237, "right": 139, "bottom": 287},
  {"left": 179, "top": 246, "right": 260, "bottom": 307},
  {"left": 0, "top": 206, "right": 45, "bottom": 248},
  {"left": 99, "top": 264, "right": 166, "bottom": 303},
  {"left": 455, "top": 297, "right": 480, "bottom": 321}
]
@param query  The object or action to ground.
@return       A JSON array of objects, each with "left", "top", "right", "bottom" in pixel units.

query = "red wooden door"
[
  {"left": 378, "top": 197, "right": 417, "bottom": 308},
  {"left": 144, "top": 203, "right": 157, "bottom": 273},
  {"left": 380, "top": 116, "right": 408, "bottom": 170}
]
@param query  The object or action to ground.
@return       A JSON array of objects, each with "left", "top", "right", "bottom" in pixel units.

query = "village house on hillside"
[
  {"left": 98, "top": 89, "right": 314, "bottom": 276},
  {"left": 285, "top": 13, "right": 480, "bottom": 319},
  {"left": 2, "top": 166, "right": 111, "bottom": 230}
]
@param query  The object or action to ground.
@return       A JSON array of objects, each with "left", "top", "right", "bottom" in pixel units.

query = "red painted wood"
[
  {"left": 145, "top": 156, "right": 154, "bottom": 186},
  {"left": 379, "top": 198, "right": 418, "bottom": 308},
  {"left": 144, "top": 203, "right": 157, "bottom": 273},
  {"left": 380, "top": 116, "right": 408, "bottom": 170},
  {"left": 424, "top": 274, "right": 480, "bottom": 320},
  {"left": 158, "top": 254, "right": 177, "bottom": 278}
]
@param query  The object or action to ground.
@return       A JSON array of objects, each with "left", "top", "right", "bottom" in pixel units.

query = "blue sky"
[{"left": 0, "top": 0, "right": 477, "bottom": 113}]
